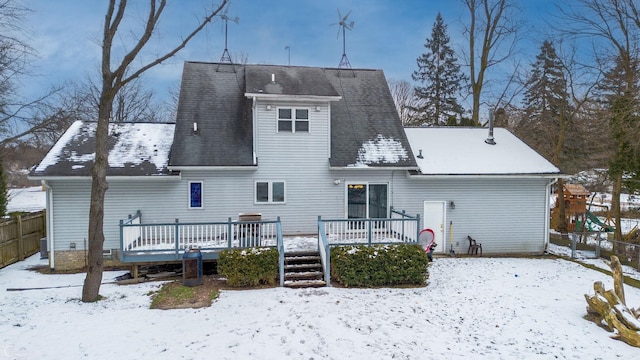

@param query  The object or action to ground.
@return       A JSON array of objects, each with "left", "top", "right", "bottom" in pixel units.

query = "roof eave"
[
  {"left": 28, "top": 174, "right": 182, "bottom": 181},
  {"left": 168, "top": 165, "right": 257, "bottom": 171},
  {"left": 407, "top": 172, "right": 567, "bottom": 179},
  {"left": 244, "top": 93, "right": 342, "bottom": 102},
  {"left": 330, "top": 166, "right": 420, "bottom": 171}
]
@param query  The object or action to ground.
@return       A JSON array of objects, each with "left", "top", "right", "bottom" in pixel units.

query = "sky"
[{"left": 18, "top": 0, "right": 558, "bottom": 109}]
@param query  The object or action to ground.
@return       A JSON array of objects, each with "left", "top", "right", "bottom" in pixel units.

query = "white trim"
[
  {"left": 244, "top": 93, "right": 342, "bottom": 102},
  {"left": 28, "top": 175, "right": 181, "bottom": 181},
  {"left": 254, "top": 180, "right": 286, "bottom": 204},
  {"left": 188, "top": 180, "right": 204, "bottom": 210},
  {"left": 276, "top": 106, "right": 310, "bottom": 134},
  {"left": 344, "top": 181, "right": 390, "bottom": 218},
  {"left": 43, "top": 181, "right": 55, "bottom": 270},
  {"left": 168, "top": 166, "right": 256, "bottom": 171},
  {"left": 329, "top": 166, "right": 419, "bottom": 171},
  {"left": 406, "top": 173, "right": 566, "bottom": 180}
]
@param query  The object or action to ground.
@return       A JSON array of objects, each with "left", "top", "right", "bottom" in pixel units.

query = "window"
[
  {"left": 188, "top": 181, "right": 203, "bottom": 209},
  {"left": 278, "top": 108, "right": 309, "bottom": 133},
  {"left": 255, "top": 181, "right": 286, "bottom": 204}
]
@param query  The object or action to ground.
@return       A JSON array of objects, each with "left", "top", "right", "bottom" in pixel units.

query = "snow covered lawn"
[{"left": 1, "top": 254, "right": 639, "bottom": 359}]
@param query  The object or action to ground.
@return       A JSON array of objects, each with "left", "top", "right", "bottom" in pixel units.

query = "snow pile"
[
  {"left": 1, "top": 254, "right": 639, "bottom": 359},
  {"left": 350, "top": 135, "right": 409, "bottom": 167}
]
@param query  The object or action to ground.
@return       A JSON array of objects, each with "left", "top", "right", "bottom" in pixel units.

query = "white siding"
[{"left": 392, "top": 176, "right": 552, "bottom": 255}]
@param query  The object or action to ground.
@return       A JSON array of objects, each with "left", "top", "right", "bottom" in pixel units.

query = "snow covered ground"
[{"left": 1, "top": 252, "right": 639, "bottom": 359}]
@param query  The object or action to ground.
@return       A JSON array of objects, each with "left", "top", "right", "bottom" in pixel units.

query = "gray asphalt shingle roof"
[
  {"left": 169, "top": 62, "right": 417, "bottom": 169},
  {"left": 30, "top": 121, "right": 176, "bottom": 177}
]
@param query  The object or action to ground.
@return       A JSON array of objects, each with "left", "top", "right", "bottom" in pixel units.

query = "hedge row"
[
  {"left": 218, "top": 247, "right": 279, "bottom": 287},
  {"left": 330, "top": 244, "right": 429, "bottom": 287}
]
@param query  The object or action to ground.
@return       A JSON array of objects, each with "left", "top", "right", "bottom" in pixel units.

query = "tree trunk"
[
  {"left": 611, "top": 171, "right": 624, "bottom": 246},
  {"left": 81, "top": 91, "right": 114, "bottom": 302},
  {"left": 556, "top": 179, "right": 568, "bottom": 237},
  {"left": 584, "top": 256, "right": 640, "bottom": 347}
]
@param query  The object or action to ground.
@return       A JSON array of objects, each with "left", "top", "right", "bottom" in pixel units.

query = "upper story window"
[{"left": 278, "top": 108, "right": 309, "bottom": 133}]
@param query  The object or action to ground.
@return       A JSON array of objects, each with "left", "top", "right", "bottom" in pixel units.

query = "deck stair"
[{"left": 283, "top": 250, "right": 326, "bottom": 288}]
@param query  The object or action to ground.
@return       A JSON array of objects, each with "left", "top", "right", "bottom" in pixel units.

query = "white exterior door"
[{"left": 423, "top": 201, "right": 446, "bottom": 254}]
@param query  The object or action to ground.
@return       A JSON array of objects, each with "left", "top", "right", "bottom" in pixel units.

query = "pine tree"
[
  {"left": 520, "top": 40, "right": 572, "bottom": 234},
  {"left": 519, "top": 40, "right": 570, "bottom": 162},
  {"left": 411, "top": 13, "right": 466, "bottom": 126},
  {"left": 0, "top": 159, "right": 8, "bottom": 218}
]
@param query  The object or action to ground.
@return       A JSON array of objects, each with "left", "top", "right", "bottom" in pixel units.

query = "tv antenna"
[
  {"left": 219, "top": 10, "right": 239, "bottom": 63},
  {"left": 331, "top": 9, "right": 355, "bottom": 69}
]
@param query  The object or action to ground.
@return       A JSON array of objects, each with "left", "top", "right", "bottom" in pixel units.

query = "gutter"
[
  {"left": 28, "top": 175, "right": 182, "bottom": 181},
  {"left": 41, "top": 180, "right": 55, "bottom": 271},
  {"left": 544, "top": 178, "right": 559, "bottom": 251},
  {"left": 406, "top": 173, "right": 568, "bottom": 180}
]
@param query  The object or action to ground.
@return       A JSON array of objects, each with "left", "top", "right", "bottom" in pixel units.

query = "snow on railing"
[
  {"left": 318, "top": 211, "right": 420, "bottom": 246},
  {"left": 120, "top": 212, "right": 281, "bottom": 257}
]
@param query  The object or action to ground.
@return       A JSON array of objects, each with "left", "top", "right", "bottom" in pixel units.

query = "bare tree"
[
  {"left": 0, "top": 0, "right": 63, "bottom": 143},
  {"left": 462, "top": 0, "right": 520, "bottom": 125},
  {"left": 558, "top": 0, "right": 640, "bottom": 242},
  {"left": 82, "top": 0, "right": 229, "bottom": 302},
  {"left": 387, "top": 78, "right": 423, "bottom": 126}
]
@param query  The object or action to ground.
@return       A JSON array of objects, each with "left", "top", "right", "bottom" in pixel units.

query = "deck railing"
[{"left": 120, "top": 211, "right": 282, "bottom": 262}]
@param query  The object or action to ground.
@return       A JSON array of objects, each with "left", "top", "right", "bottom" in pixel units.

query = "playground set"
[{"left": 551, "top": 183, "right": 615, "bottom": 233}]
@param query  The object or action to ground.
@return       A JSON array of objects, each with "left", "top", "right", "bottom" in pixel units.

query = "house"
[{"left": 30, "top": 62, "right": 562, "bottom": 271}]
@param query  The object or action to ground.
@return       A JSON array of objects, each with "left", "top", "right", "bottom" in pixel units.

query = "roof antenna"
[
  {"left": 331, "top": 9, "right": 355, "bottom": 69},
  {"left": 485, "top": 109, "right": 496, "bottom": 145},
  {"left": 218, "top": 9, "right": 239, "bottom": 64}
]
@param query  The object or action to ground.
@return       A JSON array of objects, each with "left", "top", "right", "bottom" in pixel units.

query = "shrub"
[
  {"left": 330, "top": 244, "right": 429, "bottom": 287},
  {"left": 218, "top": 247, "right": 279, "bottom": 287}
]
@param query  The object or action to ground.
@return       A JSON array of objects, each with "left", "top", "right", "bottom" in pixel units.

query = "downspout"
[
  {"left": 42, "top": 180, "right": 55, "bottom": 270},
  {"left": 544, "top": 178, "right": 558, "bottom": 252},
  {"left": 252, "top": 96, "right": 257, "bottom": 165}
]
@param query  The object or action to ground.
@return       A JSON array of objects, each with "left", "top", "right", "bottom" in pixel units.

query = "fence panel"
[{"left": 0, "top": 211, "right": 46, "bottom": 269}]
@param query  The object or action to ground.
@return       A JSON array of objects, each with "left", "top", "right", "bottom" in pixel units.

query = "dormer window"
[{"left": 278, "top": 108, "right": 309, "bottom": 133}]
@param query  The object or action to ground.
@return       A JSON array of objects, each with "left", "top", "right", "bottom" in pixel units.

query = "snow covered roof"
[
  {"left": 30, "top": 121, "right": 177, "bottom": 178},
  {"left": 404, "top": 127, "right": 562, "bottom": 176}
]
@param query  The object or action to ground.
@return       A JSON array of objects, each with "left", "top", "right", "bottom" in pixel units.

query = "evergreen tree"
[
  {"left": 519, "top": 40, "right": 572, "bottom": 234},
  {"left": 411, "top": 13, "right": 466, "bottom": 126},
  {"left": 598, "top": 55, "right": 640, "bottom": 195},
  {"left": 519, "top": 40, "right": 571, "bottom": 162},
  {"left": 0, "top": 159, "right": 8, "bottom": 217}
]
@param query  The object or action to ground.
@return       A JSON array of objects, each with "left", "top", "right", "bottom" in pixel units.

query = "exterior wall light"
[{"left": 449, "top": 201, "right": 455, "bottom": 209}]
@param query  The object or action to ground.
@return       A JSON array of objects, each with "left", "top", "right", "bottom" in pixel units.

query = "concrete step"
[
  {"left": 284, "top": 263, "right": 322, "bottom": 271},
  {"left": 284, "top": 279, "right": 327, "bottom": 288},
  {"left": 285, "top": 270, "right": 324, "bottom": 280}
]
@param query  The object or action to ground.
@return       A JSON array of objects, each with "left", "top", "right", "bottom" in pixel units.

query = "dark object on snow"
[
  {"left": 449, "top": 221, "right": 455, "bottom": 257},
  {"left": 183, "top": 248, "right": 203, "bottom": 287},
  {"left": 467, "top": 236, "right": 482, "bottom": 256},
  {"left": 115, "top": 272, "right": 132, "bottom": 281}
]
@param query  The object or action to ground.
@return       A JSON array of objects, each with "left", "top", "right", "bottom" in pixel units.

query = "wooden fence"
[{"left": 0, "top": 211, "right": 46, "bottom": 269}]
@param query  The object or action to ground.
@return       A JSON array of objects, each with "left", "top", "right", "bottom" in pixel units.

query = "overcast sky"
[{"left": 19, "top": 0, "right": 557, "bottom": 108}]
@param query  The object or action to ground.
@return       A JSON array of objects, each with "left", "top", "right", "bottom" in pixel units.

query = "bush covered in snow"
[
  {"left": 218, "top": 247, "right": 279, "bottom": 287},
  {"left": 330, "top": 244, "right": 429, "bottom": 287}
]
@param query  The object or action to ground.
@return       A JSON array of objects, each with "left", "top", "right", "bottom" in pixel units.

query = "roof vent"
[
  {"left": 271, "top": 73, "right": 275, "bottom": 83},
  {"left": 485, "top": 110, "right": 496, "bottom": 145},
  {"left": 417, "top": 149, "right": 424, "bottom": 159}
]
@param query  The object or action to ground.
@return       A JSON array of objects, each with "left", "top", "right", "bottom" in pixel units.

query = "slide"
[{"left": 585, "top": 210, "right": 614, "bottom": 232}]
